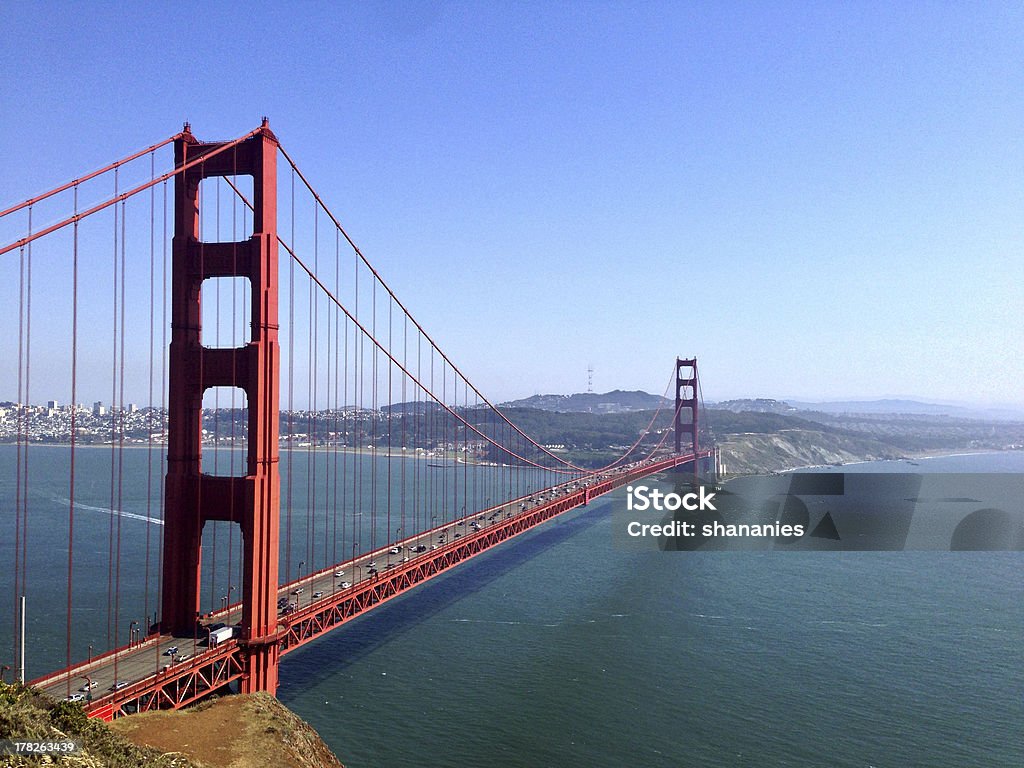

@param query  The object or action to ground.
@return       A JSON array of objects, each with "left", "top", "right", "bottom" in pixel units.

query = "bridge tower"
[
  {"left": 674, "top": 358, "right": 700, "bottom": 476},
  {"left": 161, "top": 121, "right": 281, "bottom": 694}
]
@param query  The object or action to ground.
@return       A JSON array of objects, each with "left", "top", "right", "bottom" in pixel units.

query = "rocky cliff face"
[{"left": 716, "top": 429, "right": 899, "bottom": 475}]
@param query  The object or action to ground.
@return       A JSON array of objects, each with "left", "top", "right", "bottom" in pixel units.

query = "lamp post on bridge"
[{"left": 129, "top": 620, "right": 139, "bottom": 648}]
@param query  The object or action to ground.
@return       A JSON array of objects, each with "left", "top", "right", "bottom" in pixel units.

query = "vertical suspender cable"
[
  {"left": 209, "top": 179, "right": 220, "bottom": 612},
  {"left": 107, "top": 171, "right": 118, "bottom": 651},
  {"left": 155, "top": 178, "right": 168, "bottom": 671},
  {"left": 333, "top": 229, "right": 340, "bottom": 570},
  {"left": 113, "top": 197, "right": 128, "bottom": 679},
  {"left": 286, "top": 167, "right": 295, "bottom": 586},
  {"left": 13, "top": 227, "right": 26, "bottom": 680},
  {"left": 228, "top": 158, "right": 240, "bottom": 605},
  {"left": 22, "top": 207, "right": 32, "bottom": 662},
  {"left": 386, "top": 295, "right": 392, "bottom": 555},
  {"left": 66, "top": 188, "right": 79, "bottom": 692},
  {"left": 374, "top": 282, "right": 380, "bottom": 555},
  {"left": 307, "top": 203, "right": 315, "bottom": 579},
  {"left": 145, "top": 153, "right": 155, "bottom": 637}
]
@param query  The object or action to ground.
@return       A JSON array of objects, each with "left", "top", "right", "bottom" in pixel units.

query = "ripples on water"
[
  {"left": 279, "top": 453, "right": 1024, "bottom": 767},
  {"left": 2, "top": 447, "right": 1020, "bottom": 765}
]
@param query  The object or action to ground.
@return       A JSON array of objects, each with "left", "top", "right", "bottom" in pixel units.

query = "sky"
[{"left": 1, "top": 1, "right": 1022, "bottom": 408}]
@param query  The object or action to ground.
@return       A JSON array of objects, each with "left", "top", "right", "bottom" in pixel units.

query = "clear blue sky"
[{"left": 1, "top": 1, "right": 1021, "bottom": 407}]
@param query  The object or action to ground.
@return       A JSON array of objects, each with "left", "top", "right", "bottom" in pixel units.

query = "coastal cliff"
[{"left": 0, "top": 684, "right": 343, "bottom": 768}]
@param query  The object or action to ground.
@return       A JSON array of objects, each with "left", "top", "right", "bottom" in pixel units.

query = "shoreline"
[
  {"left": 735, "top": 447, "right": 1020, "bottom": 478},
  {"left": 0, "top": 441, "right": 522, "bottom": 469}
]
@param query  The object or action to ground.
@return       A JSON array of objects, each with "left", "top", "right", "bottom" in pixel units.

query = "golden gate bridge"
[{"left": 0, "top": 121, "right": 712, "bottom": 719}]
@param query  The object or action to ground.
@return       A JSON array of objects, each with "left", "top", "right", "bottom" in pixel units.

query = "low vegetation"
[
  {"left": 0, "top": 681, "right": 198, "bottom": 767},
  {"left": 0, "top": 683, "right": 342, "bottom": 768}
]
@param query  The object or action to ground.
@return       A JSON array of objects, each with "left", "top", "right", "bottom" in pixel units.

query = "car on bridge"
[
  {"left": 67, "top": 693, "right": 85, "bottom": 702},
  {"left": 333, "top": 570, "right": 345, "bottom": 577},
  {"left": 292, "top": 587, "right": 303, "bottom": 595},
  {"left": 78, "top": 681, "right": 95, "bottom": 692},
  {"left": 312, "top": 590, "right": 323, "bottom": 598},
  {"left": 340, "top": 581, "right": 351, "bottom": 588},
  {"left": 163, "top": 646, "right": 178, "bottom": 656}
]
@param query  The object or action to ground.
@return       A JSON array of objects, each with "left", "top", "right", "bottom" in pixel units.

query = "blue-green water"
[
  {"left": 1, "top": 448, "right": 1021, "bottom": 765},
  {"left": 0, "top": 443, "right": 561, "bottom": 676},
  {"left": 277, "top": 452, "right": 1023, "bottom": 767}
]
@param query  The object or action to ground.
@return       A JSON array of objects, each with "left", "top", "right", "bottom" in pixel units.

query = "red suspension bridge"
[{"left": 0, "top": 122, "right": 713, "bottom": 720}]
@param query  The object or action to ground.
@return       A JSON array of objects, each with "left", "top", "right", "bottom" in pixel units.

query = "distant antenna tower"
[{"left": 587, "top": 364, "right": 594, "bottom": 393}]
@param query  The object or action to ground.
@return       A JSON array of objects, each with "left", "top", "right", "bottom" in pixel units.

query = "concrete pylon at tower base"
[{"left": 160, "top": 121, "right": 282, "bottom": 694}]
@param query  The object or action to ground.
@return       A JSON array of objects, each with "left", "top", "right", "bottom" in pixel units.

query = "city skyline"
[{"left": 2, "top": 3, "right": 1021, "bottom": 408}]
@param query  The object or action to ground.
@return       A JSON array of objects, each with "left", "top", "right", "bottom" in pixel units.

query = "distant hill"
[
  {"left": 711, "top": 398, "right": 799, "bottom": 415},
  {"left": 787, "top": 399, "right": 1024, "bottom": 421},
  {"left": 501, "top": 389, "right": 670, "bottom": 414},
  {"left": 709, "top": 397, "right": 1024, "bottom": 422},
  {"left": 787, "top": 398, "right": 966, "bottom": 416}
]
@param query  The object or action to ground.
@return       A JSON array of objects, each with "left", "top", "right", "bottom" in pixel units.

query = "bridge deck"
[{"left": 33, "top": 451, "right": 708, "bottom": 719}]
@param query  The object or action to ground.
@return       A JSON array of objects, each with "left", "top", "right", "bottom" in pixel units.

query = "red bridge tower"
[
  {"left": 674, "top": 358, "right": 700, "bottom": 475},
  {"left": 161, "top": 121, "right": 281, "bottom": 694}
]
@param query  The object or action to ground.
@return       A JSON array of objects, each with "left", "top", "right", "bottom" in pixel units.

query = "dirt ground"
[{"left": 108, "top": 693, "right": 343, "bottom": 768}]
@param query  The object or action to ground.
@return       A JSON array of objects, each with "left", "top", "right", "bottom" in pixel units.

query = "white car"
[
  {"left": 333, "top": 570, "right": 345, "bottom": 577},
  {"left": 340, "top": 581, "right": 352, "bottom": 588}
]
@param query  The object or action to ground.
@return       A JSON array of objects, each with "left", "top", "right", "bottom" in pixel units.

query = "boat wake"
[{"left": 52, "top": 496, "right": 164, "bottom": 525}]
